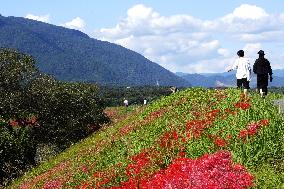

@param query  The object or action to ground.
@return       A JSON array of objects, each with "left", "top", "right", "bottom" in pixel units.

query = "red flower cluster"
[
  {"left": 186, "top": 109, "right": 220, "bottom": 139},
  {"left": 159, "top": 131, "right": 179, "bottom": 148},
  {"left": 258, "top": 119, "right": 269, "bottom": 126},
  {"left": 234, "top": 102, "right": 251, "bottom": 110},
  {"left": 238, "top": 119, "right": 269, "bottom": 139},
  {"left": 126, "top": 151, "right": 151, "bottom": 179},
  {"left": 149, "top": 109, "right": 165, "bottom": 119},
  {"left": 206, "top": 109, "right": 220, "bottom": 119},
  {"left": 119, "top": 125, "right": 133, "bottom": 135},
  {"left": 42, "top": 179, "right": 63, "bottom": 189},
  {"left": 225, "top": 108, "right": 237, "bottom": 116},
  {"left": 111, "top": 151, "right": 254, "bottom": 189},
  {"left": 213, "top": 137, "right": 227, "bottom": 147},
  {"left": 8, "top": 116, "right": 38, "bottom": 128},
  {"left": 9, "top": 120, "right": 19, "bottom": 127},
  {"left": 186, "top": 120, "right": 207, "bottom": 138}
]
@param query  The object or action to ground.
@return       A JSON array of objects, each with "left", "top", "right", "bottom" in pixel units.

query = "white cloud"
[
  {"left": 243, "top": 43, "right": 262, "bottom": 58},
  {"left": 227, "top": 4, "right": 269, "bottom": 20},
  {"left": 93, "top": 4, "right": 284, "bottom": 73},
  {"left": 63, "top": 17, "right": 85, "bottom": 31},
  {"left": 218, "top": 48, "right": 230, "bottom": 57},
  {"left": 25, "top": 14, "right": 50, "bottom": 23},
  {"left": 239, "top": 31, "right": 284, "bottom": 42},
  {"left": 127, "top": 4, "right": 158, "bottom": 20},
  {"left": 95, "top": 4, "right": 202, "bottom": 39}
]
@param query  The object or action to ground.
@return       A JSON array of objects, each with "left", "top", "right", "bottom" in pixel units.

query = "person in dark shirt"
[{"left": 253, "top": 50, "right": 273, "bottom": 97}]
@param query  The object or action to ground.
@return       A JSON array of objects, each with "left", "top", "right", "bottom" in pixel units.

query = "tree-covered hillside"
[{"left": 0, "top": 15, "right": 189, "bottom": 86}]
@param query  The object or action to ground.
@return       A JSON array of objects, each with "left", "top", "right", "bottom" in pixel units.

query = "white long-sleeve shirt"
[{"left": 231, "top": 57, "right": 252, "bottom": 81}]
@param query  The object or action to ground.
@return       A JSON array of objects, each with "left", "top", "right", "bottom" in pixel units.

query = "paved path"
[{"left": 273, "top": 99, "right": 284, "bottom": 114}]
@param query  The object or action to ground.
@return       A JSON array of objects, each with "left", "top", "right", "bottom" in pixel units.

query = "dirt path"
[{"left": 273, "top": 99, "right": 284, "bottom": 114}]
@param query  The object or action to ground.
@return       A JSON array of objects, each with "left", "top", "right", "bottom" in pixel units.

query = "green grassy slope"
[{"left": 8, "top": 88, "right": 284, "bottom": 189}]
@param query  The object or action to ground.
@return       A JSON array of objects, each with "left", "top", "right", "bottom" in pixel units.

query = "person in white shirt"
[
  {"left": 123, "top": 99, "right": 129, "bottom": 107},
  {"left": 227, "top": 50, "right": 252, "bottom": 98}
]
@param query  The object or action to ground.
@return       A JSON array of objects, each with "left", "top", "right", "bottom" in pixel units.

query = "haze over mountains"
[
  {"left": 0, "top": 15, "right": 189, "bottom": 87},
  {"left": 177, "top": 69, "right": 284, "bottom": 88}
]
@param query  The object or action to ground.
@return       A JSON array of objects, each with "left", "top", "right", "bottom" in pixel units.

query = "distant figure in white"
[
  {"left": 143, "top": 99, "right": 147, "bottom": 105},
  {"left": 170, "top": 86, "right": 178, "bottom": 94},
  {"left": 123, "top": 99, "right": 129, "bottom": 107},
  {"left": 227, "top": 50, "right": 252, "bottom": 98}
]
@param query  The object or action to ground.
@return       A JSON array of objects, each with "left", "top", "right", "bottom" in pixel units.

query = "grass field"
[{"left": 8, "top": 88, "right": 284, "bottom": 189}]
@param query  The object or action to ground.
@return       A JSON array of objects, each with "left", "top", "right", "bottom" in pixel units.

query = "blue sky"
[{"left": 1, "top": 0, "right": 284, "bottom": 73}]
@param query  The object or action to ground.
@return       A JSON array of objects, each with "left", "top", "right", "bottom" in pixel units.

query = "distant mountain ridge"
[
  {"left": 0, "top": 15, "right": 190, "bottom": 86},
  {"left": 177, "top": 69, "right": 284, "bottom": 88}
]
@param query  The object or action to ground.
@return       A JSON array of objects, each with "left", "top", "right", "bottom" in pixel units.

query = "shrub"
[
  {"left": 0, "top": 119, "right": 36, "bottom": 186},
  {"left": 0, "top": 48, "right": 109, "bottom": 186},
  {"left": 28, "top": 76, "right": 110, "bottom": 147}
]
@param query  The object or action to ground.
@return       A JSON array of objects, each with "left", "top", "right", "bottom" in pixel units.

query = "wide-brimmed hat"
[{"left": 258, "top": 50, "right": 265, "bottom": 55}]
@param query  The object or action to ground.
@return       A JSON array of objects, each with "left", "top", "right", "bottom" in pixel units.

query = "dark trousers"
[
  {"left": 257, "top": 74, "right": 268, "bottom": 95},
  {"left": 237, "top": 78, "right": 250, "bottom": 89}
]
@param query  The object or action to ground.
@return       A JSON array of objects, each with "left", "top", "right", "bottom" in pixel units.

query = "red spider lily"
[
  {"left": 20, "top": 162, "right": 70, "bottom": 189},
  {"left": 81, "top": 165, "right": 89, "bottom": 174},
  {"left": 172, "top": 131, "right": 178, "bottom": 140},
  {"left": 26, "top": 116, "right": 37, "bottom": 124},
  {"left": 238, "top": 120, "right": 267, "bottom": 139},
  {"left": 187, "top": 132, "right": 191, "bottom": 139},
  {"left": 131, "top": 151, "right": 150, "bottom": 162},
  {"left": 126, "top": 151, "right": 151, "bottom": 179},
  {"left": 93, "top": 171, "right": 103, "bottom": 178},
  {"left": 206, "top": 109, "right": 220, "bottom": 118},
  {"left": 42, "top": 179, "right": 63, "bottom": 189},
  {"left": 225, "top": 108, "right": 238, "bottom": 116},
  {"left": 96, "top": 178, "right": 112, "bottom": 188},
  {"left": 213, "top": 137, "right": 227, "bottom": 147},
  {"left": 246, "top": 123, "right": 261, "bottom": 136},
  {"left": 119, "top": 125, "right": 133, "bottom": 135},
  {"left": 227, "top": 134, "right": 233, "bottom": 140},
  {"left": 258, "top": 119, "right": 269, "bottom": 126},
  {"left": 178, "top": 151, "right": 186, "bottom": 157},
  {"left": 186, "top": 120, "right": 207, "bottom": 139},
  {"left": 181, "top": 137, "right": 187, "bottom": 143},
  {"left": 76, "top": 182, "right": 89, "bottom": 189},
  {"left": 192, "top": 111, "right": 201, "bottom": 117},
  {"left": 111, "top": 151, "right": 254, "bottom": 189},
  {"left": 159, "top": 131, "right": 179, "bottom": 148},
  {"left": 238, "top": 130, "right": 249, "bottom": 139},
  {"left": 234, "top": 102, "right": 251, "bottom": 110},
  {"left": 149, "top": 110, "right": 164, "bottom": 118},
  {"left": 9, "top": 120, "right": 18, "bottom": 127}
]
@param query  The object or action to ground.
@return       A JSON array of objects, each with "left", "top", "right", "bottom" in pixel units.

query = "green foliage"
[
  {"left": 0, "top": 48, "right": 38, "bottom": 117},
  {"left": 0, "top": 48, "right": 109, "bottom": 186},
  {"left": 99, "top": 86, "right": 175, "bottom": 106},
  {"left": 28, "top": 77, "right": 110, "bottom": 146},
  {"left": 0, "top": 120, "right": 36, "bottom": 186},
  {"left": 270, "top": 87, "right": 284, "bottom": 94}
]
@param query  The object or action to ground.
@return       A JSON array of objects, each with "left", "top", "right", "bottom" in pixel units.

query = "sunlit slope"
[{"left": 10, "top": 88, "right": 284, "bottom": 189}]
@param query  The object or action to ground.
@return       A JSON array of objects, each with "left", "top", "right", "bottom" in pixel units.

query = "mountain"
[
  {"left": 198, "top": 69, "right": 284, "bottom": 78},
  {"left": 0, "top": 15, "right": 189, "bottom": 86},
  {"left": 179, "top": 70, "right": 284, "bottom": 88},
  {"left": 272, "top": 69, "right": 284, "bottom": 77}
]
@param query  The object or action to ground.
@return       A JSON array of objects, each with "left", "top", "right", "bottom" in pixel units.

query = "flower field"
[{"left": 9, "top": 88, "right": 284, "bottom": 189}]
